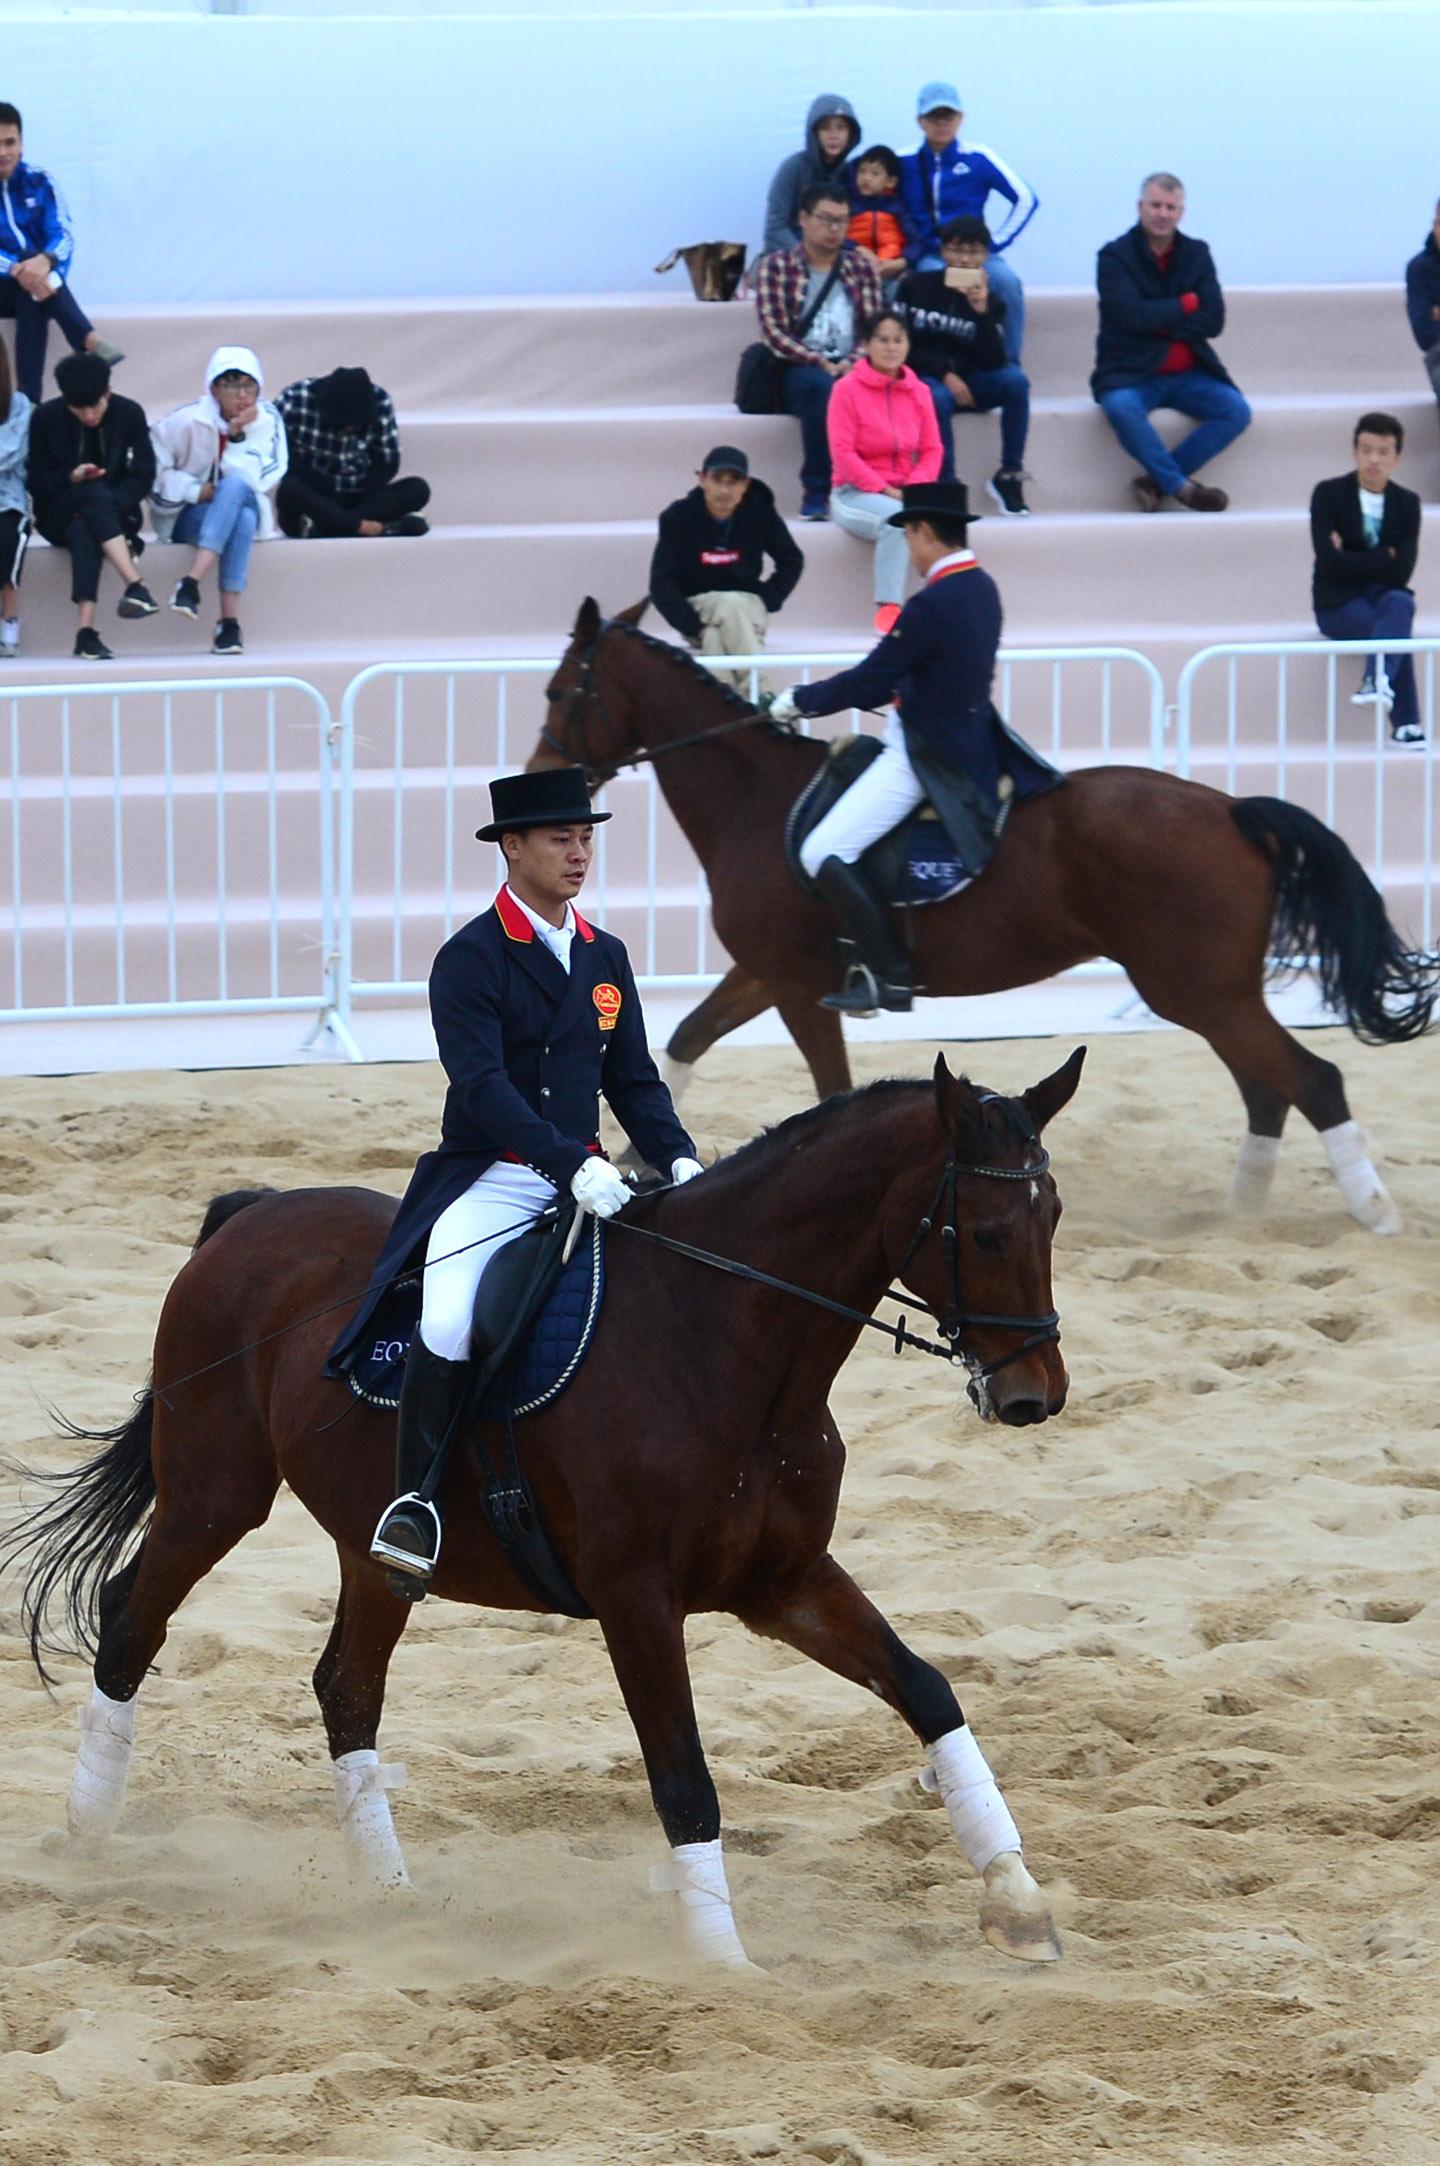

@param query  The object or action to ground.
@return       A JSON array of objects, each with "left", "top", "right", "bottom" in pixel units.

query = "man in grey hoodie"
[{"left": 763, "top": 94, "right": 860, "bottom": 256}]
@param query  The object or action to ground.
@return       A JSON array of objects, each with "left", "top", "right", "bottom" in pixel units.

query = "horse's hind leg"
[
  {"left": 312, "top": 1554, "right": 412, "bottom": 1888},
  {"left": 73, "top": 1408, "right": 279, "bottom": 1836},
  {"left": 1222, "top": 1058, "right": 1291, "bottom": 1215},
  {"left": 737, "top": 1554, "right": 1061, "bottom": 1964},
  {"left": 598, "top": 1595, "right": 753, "bottom": 1968}
]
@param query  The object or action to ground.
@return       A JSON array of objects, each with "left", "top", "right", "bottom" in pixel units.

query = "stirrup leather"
[{"left": 369, "top": 1492, "right": 443, "bottom": 1578}]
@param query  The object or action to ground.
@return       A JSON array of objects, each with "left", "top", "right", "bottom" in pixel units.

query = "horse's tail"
[
  {"left": 0, "top": 1186, "right": 274, "bottom": 1686},
  {"left": 1232, "top": 795, "right": 1439, "bottom": 1046}
]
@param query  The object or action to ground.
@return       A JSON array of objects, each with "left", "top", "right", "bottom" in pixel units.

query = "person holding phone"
[
  {"left": 151, "top": 345, "right": 289, "bottom": 656},
  {"left": 899, "top": 217, "right": 1032, "bottom": 512},
  {"left": 26, "top": 350, "right": 156, "bottom": 660}
]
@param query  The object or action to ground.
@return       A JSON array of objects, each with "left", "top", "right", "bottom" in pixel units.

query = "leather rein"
[{"left": 541, "top": 617, "right": 782, "bottom": 780}]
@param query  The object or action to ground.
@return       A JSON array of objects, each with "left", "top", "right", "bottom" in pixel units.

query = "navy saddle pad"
[
  {"left": 346, "top": 1217, "right": 605, "bottom": 1416},
  {"left": 785, "top": 735, "right": 970, "bottom": 907}
]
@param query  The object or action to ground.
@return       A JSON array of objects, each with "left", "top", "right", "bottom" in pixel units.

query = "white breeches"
[
  {"left": 418, "top": 1160, "right": 558, "bottom": 1361},
  {"left": 798, "top": 725, "right": 925, "bottom": 876}
]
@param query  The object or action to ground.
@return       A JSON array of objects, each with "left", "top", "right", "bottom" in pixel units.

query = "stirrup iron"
[{"left": 370, "top": 1492, "right": 443, "bottom": 1578}]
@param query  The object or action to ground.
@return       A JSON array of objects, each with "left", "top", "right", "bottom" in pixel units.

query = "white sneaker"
[{"left": 0, "top": 616, "right": 18, "bottom": 658}]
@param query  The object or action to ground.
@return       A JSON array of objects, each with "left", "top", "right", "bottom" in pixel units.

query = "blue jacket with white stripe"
[
  {"left": 898, "top": 139, "right": 1038, "bottom": 262},
  {"left": 0, "top": 160, "right": 75, "bottom": 279}
]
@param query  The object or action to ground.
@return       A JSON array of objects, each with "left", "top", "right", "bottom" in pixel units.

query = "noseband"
[{"left": 892, "top": 1091, "right": 1061, "bottom": 1391}]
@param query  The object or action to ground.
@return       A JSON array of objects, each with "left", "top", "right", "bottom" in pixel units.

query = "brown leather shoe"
[
  {"left": 1131, "top": 474, "right": 1164, "bottom": 514},
  {"left": 1175, "top": 479, "right": 1229, "bottom": 512}
]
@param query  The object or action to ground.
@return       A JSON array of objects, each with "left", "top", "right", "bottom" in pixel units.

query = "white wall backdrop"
[{"left": 4, "top": 3, "right": 1436, "bottom": 304}]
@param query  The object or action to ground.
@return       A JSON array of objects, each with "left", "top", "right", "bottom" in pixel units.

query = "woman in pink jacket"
[{"left": 827, "top": 310, "right": 944, "bottom": 632}]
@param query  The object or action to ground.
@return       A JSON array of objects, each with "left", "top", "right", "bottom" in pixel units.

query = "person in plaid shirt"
[
  {"left": 755, "top": 183, "right": 883, "bottom": 519},
  {"left": 273, "top": 366, "right": 431, "bottom": 539}
]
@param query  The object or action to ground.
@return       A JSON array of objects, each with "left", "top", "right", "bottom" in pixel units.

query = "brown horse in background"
[
  {"left": 534, "top": 599, "right": 1437, "bottom": 1233},
  {"left": 3, "top": 1055, "right": 1082, "bottom": 1969}
]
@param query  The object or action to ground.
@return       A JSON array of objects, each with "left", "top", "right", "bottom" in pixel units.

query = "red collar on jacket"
[{"left": 494, "top": 884, "right": 595, "bottom": 944}]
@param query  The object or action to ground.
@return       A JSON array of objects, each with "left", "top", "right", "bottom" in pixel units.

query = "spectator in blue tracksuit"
[
  {"left": 1404, "top": 199, "right": 1440, "bottom": 431},
  {"left": 898, "top": 82, "right": 1036, "bottom": 364},
  {"left": 0, "top": 103, "right": 123, "bottom": 405},
  {"left": 763, "top": 93, "right": 861, "bottom": 257}
]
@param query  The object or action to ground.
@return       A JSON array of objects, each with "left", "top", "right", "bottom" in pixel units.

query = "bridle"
[{"left": 540, "top": 616, "right": 781, "bottom": 781}]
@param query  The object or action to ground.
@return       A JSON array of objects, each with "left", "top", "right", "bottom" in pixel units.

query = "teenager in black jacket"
[
  {"left": 28, "top": 352, "right": 157, "bottom": 658},
  {"left": 898, "top": 216, "right": 1031, "bottom": 509},
  {"left": 649, "top": 446, "right": 803, "bottom": 691},
  {"left": 1090, "top": 174, "right": 1250, "bottom": 514},
  {"left": 1311, "top": 412, "right": 1425, "bottom": 745}
]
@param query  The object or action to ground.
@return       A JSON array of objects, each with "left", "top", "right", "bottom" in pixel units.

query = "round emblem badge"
[{"left": 593, "top": 983, "right": 622, "bottom": 1031}]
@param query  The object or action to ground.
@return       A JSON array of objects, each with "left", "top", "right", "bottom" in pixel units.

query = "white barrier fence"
[
  {"left": 1175, "top": 639, "right": 1440, "bottom": 949},
  {"left": 334, "top": 646, "right": 1166, "bottom": 1045},
  {"left": 0, "top": 675, "right": 353, "bottom": 1045}
]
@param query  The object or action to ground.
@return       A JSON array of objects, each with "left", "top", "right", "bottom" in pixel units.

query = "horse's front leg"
[
  {"left": 598, "top": 1596, "right": 755, "bottom": 1970},
  {"left": 738, "top": 1554, "right": 1061, "bottom": 1963}
]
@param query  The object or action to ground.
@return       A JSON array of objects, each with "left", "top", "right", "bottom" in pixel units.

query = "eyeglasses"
[{"left": 805, "top": 212, "right": 849, "bottom": 229}]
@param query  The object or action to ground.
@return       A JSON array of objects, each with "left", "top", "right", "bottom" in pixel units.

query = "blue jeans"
[
  {"left": 913, "top": 250, "right": 1024, "bottom": 362},
  {"left": 923, "top": 365, "right": 1030, "bottom": 480},
  {"left": 778, "top": 361, "right": 837, "bottom": 496},
  {"left": 1315, "top": 586, "right": 1419, "bottom": 733},
  {"left": 172, "top": 472, "right": 260, "bottom": 594},
  {"left": 1096, "top": 371, "right": 1252, "bottom": 497},
  {"left": 0, "top": 277, "right": 94, "bottom": 404}
]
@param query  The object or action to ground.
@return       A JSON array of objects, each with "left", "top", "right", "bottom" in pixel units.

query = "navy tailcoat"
[
  {"left": 326, "top": 888, "right": 695, "bottom": 1376},
  {"left": 792, "top": 556, "right": 1059, "bottom": 814}
]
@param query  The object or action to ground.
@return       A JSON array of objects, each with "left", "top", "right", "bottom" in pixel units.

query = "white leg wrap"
[
  {"left": 919, "top": 1723, "right": 1022, "bottom": 1875},
  {"left": 659, "top": 1053, "right": 695, "bottom": 1108},
  {"left": 650, "top": 1838, "right": 752, "bottom": 1967},
  {"left": 67, "top": 1685, "right": 137, "bottom": 1836},
  {"left": 1320, "top": 1119, "right": 1402, "bottom": 1234},
  {"left": 332, "top": 1748, "right": 410, "bottom": 1888},
  {"left": 1228, "top": 1130, "right": 1282, "bottom": 1214}
]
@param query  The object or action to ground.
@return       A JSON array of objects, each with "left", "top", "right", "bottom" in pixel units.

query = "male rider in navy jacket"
[
  {"left": 770, "top": 479, "right": 1056, "bottom": 1015},
  {"left": 328, "top": 765, "right": 700, "bottom": 1591}
]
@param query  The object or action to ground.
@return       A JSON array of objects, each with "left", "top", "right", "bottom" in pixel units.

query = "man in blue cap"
[
  {"left": 771, "top": 480, "right": 1059, "bottom": 1014},
  {"left": 327, "top": 765, "right": 702, "bottom": 1593},
  {"left": 898, "top": 82, "right": 1036, "bottom": 363}
]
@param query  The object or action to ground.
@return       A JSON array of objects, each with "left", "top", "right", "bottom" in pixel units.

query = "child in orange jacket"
[{"left": 845, "top": 147, "right": 914, "bottom": 282}]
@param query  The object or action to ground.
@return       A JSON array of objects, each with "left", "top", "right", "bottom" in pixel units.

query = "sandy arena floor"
[{"left": 2, "top": 1026, "right": 1438, "bottom": 2166}]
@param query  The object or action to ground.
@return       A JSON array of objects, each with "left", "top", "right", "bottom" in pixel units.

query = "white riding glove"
[
  {"left": 569, "top": 1157, "right": 632, "bottom": 1218},
  {"left": 670, "top": 1157, "right": 704, "bottom": 1185},
  {"left": 767, "top": 689, "right": 800, "bottom": 724}
]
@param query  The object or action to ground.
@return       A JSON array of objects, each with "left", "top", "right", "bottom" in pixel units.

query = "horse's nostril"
[{"left": 998, "top": 1397, "right": 1048, "bottom": 1427}]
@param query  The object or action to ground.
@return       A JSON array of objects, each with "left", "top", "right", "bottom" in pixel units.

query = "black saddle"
[{"left": 785, "top": 735, "right": 974, "bottom": 908}]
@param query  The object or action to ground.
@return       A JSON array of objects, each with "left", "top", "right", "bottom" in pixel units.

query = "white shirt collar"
[
  {"left": 926, "top": 548, "right": 977, "bottom": 582},
  {"left": 505, "top": 884, "right": 577, "bottom": 969}
]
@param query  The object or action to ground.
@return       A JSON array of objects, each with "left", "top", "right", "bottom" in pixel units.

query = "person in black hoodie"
[
  {"left": 1404, "top": 200, "right": 1440, "bottom": 430},
  {"left": 649, "top": 446, "right": 803, "bottom": 692},
  {"left": 899, "top": 216, "right": 1032, "bottom": 508},
  {"left": 1091, "top": 173, "right": 1251, "bottom": 514},
  {"left": 28, "top": 351, "right": 157, "bottom": 659},
  {"left": 1311, "top": 412, "right": 1424, "bottom": 746}
]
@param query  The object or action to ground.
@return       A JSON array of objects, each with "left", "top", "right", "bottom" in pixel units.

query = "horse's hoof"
[{"left": 980, "top": 1901, "right": 1063, "bottom": 1963}]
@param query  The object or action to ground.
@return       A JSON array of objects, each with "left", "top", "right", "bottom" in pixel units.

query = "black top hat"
[
  {"left": 885, "top": 479, "right": 983, "bottom": 529},
  {"left": 475, "top": 765, "right": 612, "bottom": 842}
]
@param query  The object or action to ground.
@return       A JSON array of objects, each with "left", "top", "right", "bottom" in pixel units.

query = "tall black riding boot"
[
  {"left": 811, "top": 854, "right": 918, "bottom": 1015},
  {"left": 369, "top": 1339, "right": 470, "bottom": 1600}
]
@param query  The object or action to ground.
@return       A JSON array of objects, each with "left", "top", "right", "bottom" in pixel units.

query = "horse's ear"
[
  {"left": 615, "top": 597, "right": 650, "bottom": 628},
  {"left": 1021, "top": 1046, "right": 1087, "bottom": 1132},
  {"left": 572, "top": 596, "right": 601, "bottom": 641},
  {"left": 932, "top": 1053, "right": 988, "bottom": 1153}
]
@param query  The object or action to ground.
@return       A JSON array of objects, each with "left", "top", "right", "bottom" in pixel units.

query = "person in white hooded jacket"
[{"left": 150, "top": 344, "right": 288, "bottom": 654}]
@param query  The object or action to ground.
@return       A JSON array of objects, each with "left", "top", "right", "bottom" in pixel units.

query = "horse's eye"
[{"left": 972, "top": 1224, "right": 1007, "bottom": 1254}]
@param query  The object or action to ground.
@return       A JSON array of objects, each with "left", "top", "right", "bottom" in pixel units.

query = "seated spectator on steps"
[
  {"left": 1311, "top": 413, "right": 1425, "bottom": 747},
  {"left": 0, "top": 333, "right": 30, "bottom": 658},
  {"left": 827, "top": 311, "right": 943, "bottom": 634},
  {"left": 764, "top": 94, "right": 860, "bottom": 257},
  {"left": 0, "top": 102, "right": 124, "bottom": 405},
  {"left": 1404, "top": 199, "right": 1440, "bottom": 437},
  {"left": 649, "top": 445, "right": 803, "bottom": 695},
  {"left": 1091, "top": 173, "right": 1251, "bottom": 515},
  {"left": 27, "top": 351, "right": 156, "bottom": 662},
  {"left": 900, "top": 216, "right": 1030, "bottom": 513},
  {"left": 898, "top": 84, "right": 1034, "bottom": 364},
  {"left": 150, "top": 345, "right": 288, "bottom": 658},
  {"left": 274, "top": 367, "right": 430, "bottom": 539},
  {"left": 845, "top": 146, "right": 914, "bottom": 285},
  {"left": 755, "top": 183, "right": 883, "bottom": 520}
]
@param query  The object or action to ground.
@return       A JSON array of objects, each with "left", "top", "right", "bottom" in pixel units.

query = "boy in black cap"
[
  {"left": 273, "top": 365, "right": 431, "bottom": 538},
  {"left": 649, "top": 445, "right": 803, "bottom": 693},
  {"left": 327, "top": 764, "right": 701, "bottom": 1595},
  {"left": 26, "top": 350, "right": 157, "bottom": 660}
]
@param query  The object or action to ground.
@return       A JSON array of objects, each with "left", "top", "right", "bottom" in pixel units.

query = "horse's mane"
[
  {"left": 693, "top": 1075, "right": 940, "bottom": 1194},
  {"left": 605, "top": 618, "right": 823, "bottom": 751}
]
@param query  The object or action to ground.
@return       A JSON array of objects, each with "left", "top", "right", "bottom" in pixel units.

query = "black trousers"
[
  {"left": 276, "top": 472, "right": 431, "bottom": 539},
  {"left": 34, "top": 484, "right": 142, "bottom": 604},
  {"left": 0, "top": 507, "right": 31, "bottom": 590},
  {"left": 0, "top": 279, "right": 95, "bottom": 404}
]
